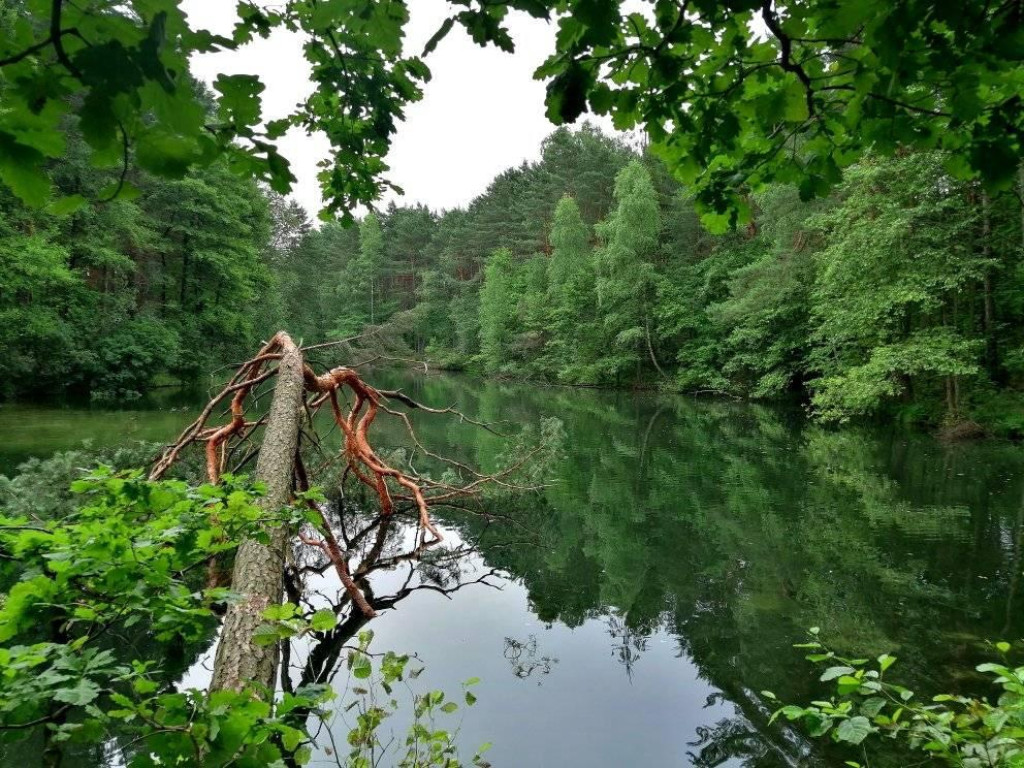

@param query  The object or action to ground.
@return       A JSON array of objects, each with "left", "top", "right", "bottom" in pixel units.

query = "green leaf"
[
  {"left": 135, "top": 129, "right": 201, "bottom": 177},
  {"left": 820, "top": 666, "right": 856, "bottom": 682},
  {"left": 0, "top": 133, "right": 50, "bottom": 206},
  {"left": 53, "top": 678, "right": 102, "bottom": 706},
  {"left": 423, "top": 17, "right": 455, "bottom": 56},
  {"left": 280, "top": 724, "right": 304, "bottom": 752},
  {"left": 783, "top": 80, "right": 810, "bottom": 122},
  {"left": 836, "top": 676, "right": 863, "bottom": 694},
  {"left": 860, "top": 697, "right": 886, "bottom": 718},
  {"left": 252, "top": 624, "right": 282, "bottom": 646},
  {"left": 310, "top": 609, "right": 337, "bottom": 632},
  {"left": 836, "top": 716, "right": 873, "bottom": 745},
  {"left": 46, "top": 195, "right": 88, "bottom": 215},
  {"left": 263, "top": 603, "right": 298, "bottom": 621},
  {"left": 215, "top": 74, "right": 265, "bottom": 128},
  {"left": 545, "top": 61, "right": 592, "bottom": 124},
  {"left": 351, "top": 653, "right": 372, "bottom": 680}
]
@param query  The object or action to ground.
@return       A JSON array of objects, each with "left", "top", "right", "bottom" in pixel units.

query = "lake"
[{"left": 2, "top": 370, "right": 1023, "bottom": 767}]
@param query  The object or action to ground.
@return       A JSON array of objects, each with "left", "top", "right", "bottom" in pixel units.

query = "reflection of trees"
[
  {"left": 606, "top": 613, "right": 648, "bottom": 680},
  {"left": 392, "top": 372, "right": 1024, "bottom": 768},
  {"left": 503, "top": 635, "right": 557, "bottom": 682},
  {"left": 689, "top": 717, "right": 791, "bottom": 768},
  {"left": 285, "top": 501, "right": 502, "bottom": 696},
  {"left": 10, "top": 371, "right": 1024, "bottom": 767}
]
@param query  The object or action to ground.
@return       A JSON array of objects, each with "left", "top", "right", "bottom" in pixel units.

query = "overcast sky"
[{"left": 181, "top": 1, "right": 577, "bottom": 218}]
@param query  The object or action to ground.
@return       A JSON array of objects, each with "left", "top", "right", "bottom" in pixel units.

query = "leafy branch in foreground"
[
  {"left": 3, "top": 2, "right": 1020, "bottom": 226},
  {"left": 766, "top": 629, "right": 1024, "bottom": 767},
  {"left": 0, "top": 469, "right": 491, "bottom": 766},
  {"left": 335, "top": 630, "right": 491, "bottom": 768}
]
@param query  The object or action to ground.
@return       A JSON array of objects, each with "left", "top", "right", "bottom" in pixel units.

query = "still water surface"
[{"left": 2, "top": 371, "right": 1023, "bottom": 767}]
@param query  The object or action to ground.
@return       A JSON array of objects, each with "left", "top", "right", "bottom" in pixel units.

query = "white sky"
[{"left": 182, "top": 1, "right": 571, "bottom": 217}]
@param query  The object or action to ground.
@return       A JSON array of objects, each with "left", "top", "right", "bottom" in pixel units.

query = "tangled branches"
[{"left": 150, "top": 331, "right": 528, "bottom": 621}]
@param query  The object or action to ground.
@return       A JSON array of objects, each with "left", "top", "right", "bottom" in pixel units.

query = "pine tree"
[{"left": 357, "top": 213, "right": 386, "bottom": 325}]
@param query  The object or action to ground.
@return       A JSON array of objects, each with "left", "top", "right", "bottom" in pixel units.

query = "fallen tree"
[
  {"left": 0, "top": 330, "right": 549, "bottom": 764},
  {"left": 149, "top": 331, "right": 530, "bottom": 699}
]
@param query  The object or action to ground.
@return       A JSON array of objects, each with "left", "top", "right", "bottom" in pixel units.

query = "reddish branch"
[
  {"left": 294, "top": 454, "right": 377, "bottom": 618},
  {"left": 302, "top": 365, "right": 444, "bottom": 542},
  {"left": 150, "top": 336, "right": 283, "bottom": 481},
  {"left": 150, "top": 333, "right": 525, "bottom": 619}
]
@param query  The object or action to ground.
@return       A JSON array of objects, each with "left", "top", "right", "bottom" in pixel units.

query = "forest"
[
  {"left": 2, "top": 0, "right": 1024, "bottom": 766},
  {"left": 6, "top": 122, "right": 1024, "bottom": 432}
]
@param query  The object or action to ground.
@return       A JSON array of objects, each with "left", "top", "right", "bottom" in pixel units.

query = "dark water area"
[{"left": 2, "top": 370, "right": 1023, "bottom": 766}]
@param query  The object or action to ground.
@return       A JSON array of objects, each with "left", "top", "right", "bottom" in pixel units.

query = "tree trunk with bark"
[
  {"left": 209, "top": 332, "right": 304, "bottom": 694},
  {"left": 981, "top": 192, "right": 999, "bottom": 377},
  {"left": 147, "top": 330, "right": 496, "bottom": 699}
]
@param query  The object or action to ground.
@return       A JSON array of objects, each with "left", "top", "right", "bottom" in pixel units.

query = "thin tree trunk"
[
  {"left": 210, "top": 332, "right": 304, "bottom": 695},
  {"left": 160, "top": 252, "right": 167, "bottom": 313},
  {"left": 179, "top": 249, "right": 189, "bottom": 306},
  {"left": 644, "top": 315, "right": 667, "bottom": 379},
  {"left": 981, "top": 192, "right": 998, "bottom": 374}
]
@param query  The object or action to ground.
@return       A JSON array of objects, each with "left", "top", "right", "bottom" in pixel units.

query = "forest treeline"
[
  {"left": 278, "top": 126, "right": 1024, "bottom": 431},
  {"left": 0, "top": 129, "right": 277, "bottom": 400},
  {"left": 3, "top": 124, "right": 1023, "bottom": 430}
]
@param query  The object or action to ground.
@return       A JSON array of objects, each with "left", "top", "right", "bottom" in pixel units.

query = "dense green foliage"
[
  {"left": 0, "top": 465, "right": 488, "bottom": 766},
  {"left": 0, "top": 0, "right": 450, "bottom": 218},
  {"left": 771, "top": 633, "right": 1024, "bottom": 767},
  {"left": 3, "top": 4, "right": 1022, "bottom": 764},
  {"left": 0, "top": 468, "right": 315, "bottom": 763},
  {"left": 533, "top": 0, "right": 1024, "bottom": 226},
  {"left": 2, "top": 0, "right": 1022, "bottom": 425},
  {"left": 2, "top": 1, "right": 1020, "bottom": 228},
  {"left": 270, "top": 128, "right": 1024, "bottom": 430},
  {"left": 3, "top": 111, "right": 1023, "bottom": 428},
  {"left": 0, "top": 138, "right": 279, "bottom": 400}
]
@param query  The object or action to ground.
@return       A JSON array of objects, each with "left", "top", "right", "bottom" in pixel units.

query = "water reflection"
[
  {"left": 2, "top": 371, "right": 1024, "bottom": 766},
  {"left": 361, "top": 372, "right": 1024, "bottom": 766},
  {"left": 503, "top": 635, "right": 557, "bottom": 682}
]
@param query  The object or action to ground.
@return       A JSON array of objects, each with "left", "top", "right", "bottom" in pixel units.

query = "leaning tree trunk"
[
  {"left": 147, "top": 329, "right": 464, "bottom": 695},
  {"left": 210, "top": 332, "right": 304, "bottom": 694}
]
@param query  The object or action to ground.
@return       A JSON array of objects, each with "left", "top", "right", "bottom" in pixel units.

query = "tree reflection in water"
[
  {"left": 6, "top": 369, "right": 1024, "bottom": 767},
  {"left": 502, "top": 635, "right": 557, "bottom": 682},
  {"left": 283, "top": 499, "right": 504, "bottom": 695}
]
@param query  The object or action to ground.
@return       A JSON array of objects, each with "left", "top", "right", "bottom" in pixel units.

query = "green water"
[{"left": 2, "top": 371, "right": 1023, "bottom": 767}]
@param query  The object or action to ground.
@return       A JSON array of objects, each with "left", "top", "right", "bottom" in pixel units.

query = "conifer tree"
[{"left": 357, "top": 213, "right": 386, "bottom": 325}]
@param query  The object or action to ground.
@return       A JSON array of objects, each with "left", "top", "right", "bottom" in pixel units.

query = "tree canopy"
[{"left": 1, "top": 1, "right": 1020, "bottom": 226}]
